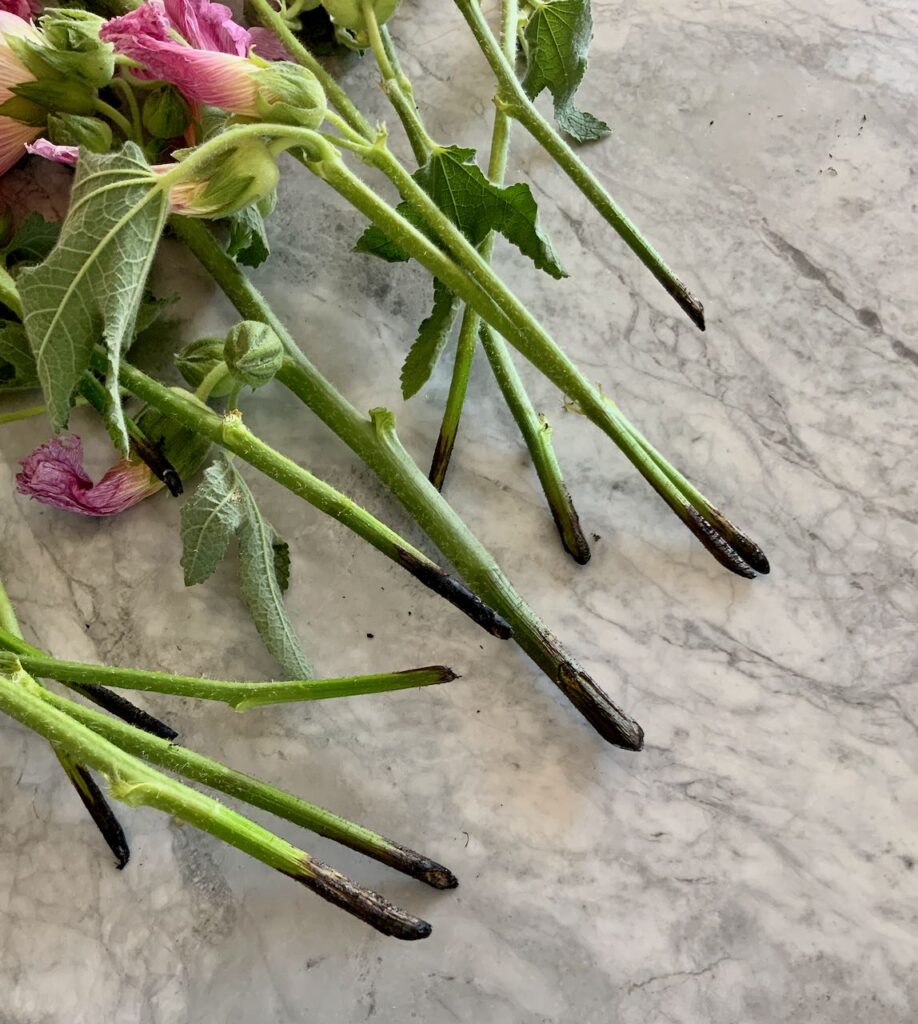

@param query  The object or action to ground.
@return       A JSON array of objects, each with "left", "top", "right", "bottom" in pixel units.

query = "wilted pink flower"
[
  {"left": 100, "top": 2, "right": 260, "bottom": 114},
  {"left": 0, "top": 11, "right": 42, "bottom": 174},
  {"left": 162, "top": 0, "right": 250, "bottom": 56},
  {"left": 26, "top": 138, "right": 78, "bottom": 165},
  {"left": 16, "top": 435, "right": 161, "bottom": 516},
  {"left": 248, "top": 27, "right": 289, "bottom": 61},
  {"left": 0, "top": 0, "right": 39, "bottom": 20}
]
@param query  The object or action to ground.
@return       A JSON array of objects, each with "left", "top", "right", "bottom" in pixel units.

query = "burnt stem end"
[
  {"left": 685, "top": 508, "right": 757, "bottom": 579},
  {"left": 428, "top": 429, "right": 456, "bottom": 493},
  {"left": 67, "top": 763, "right": 131, "bottom": 869},
  {"left": 289, "top": 860, "right": 433, "bottom": 940},
  {"left": 75, "top": 684, "right": 179, "bottom": 741},
  {"left": 396, "top": 549, "right": 512, "bottom": 639},
  {"left": 384, "top": 843, "right": 459, "bottom": 890},
  {"left": 547, "top": 488, "right": 592, "bottom": 566}
]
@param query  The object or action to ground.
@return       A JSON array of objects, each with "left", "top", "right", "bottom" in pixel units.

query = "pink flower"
[
  {"left": 26, "top": 138, "right": 78, "bottom": 166},
  {"left": 100, "top": 2, "right": 260, "bottom": 114},
  {"left": 0, "top": 11, "right": 42, "bottom": 174},
  {"left": 0, "top": 0, "right": 38, "bottom": 20},
  {"left": 162, "top": 0, "right": 250, "bottom": 56},
  {"left": 16, "top": 435, "right": 161, "bottom": 517}
]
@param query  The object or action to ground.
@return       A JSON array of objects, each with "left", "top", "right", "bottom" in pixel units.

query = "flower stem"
[
  {"left": 0, "top": 662, "right": 432, "bottom": 939},
  {"left": 38, "top": 684, "right": 457, "bottom": 889},
  {"left": 0, "top": 577, "right": 130, "bottom": 868},
  {"left": 171, "top": 216, "right": 644, "bottom": 750},
  {"left": 301, "top": 142, "right": 762, "bottom": 576},
  {"left": 15, "top": 650, "right": 457, "bottom": 711},
  {"left": 451, "top": 0, "right": 705, "bottom": 331},
  {"left": 105, "top": 347, "right": 511, "bottom": 639},
  {"left": 0, "top": 404, "right": 48, "bottom": 426},
  {"left": 93, "top": 98, "right": 136, "bottom": 142}
]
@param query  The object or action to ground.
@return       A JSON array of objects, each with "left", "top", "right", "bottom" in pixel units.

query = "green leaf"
[
  {"left": 181, "top": 456, "right": 311, "bottom": 678},
  {"left": 0, "top": 321, "right": 38, "bottom": 391},
  {"left": 0, "top": 266, "right": 22, "bottom": 318},
  {"left": 400, "top": 279, "right": 461, "bottom": 399},
  {"left": 1, "top": 213, "right": 62, "bottom": 266},
  {"left": 520, "top": 0, "right": 611, "bottom": 144},
  {"left": 180, "top": 459, "right": 244, "bottom": 586},
  {"left": 356, "top": 146, "right": 566, "bottom": 279},
  {"left": 225, "top": 205, "right": 270, "bottom": 268},
  {"left": 18, "top": 144, "right": 169, "bottom": 453}
]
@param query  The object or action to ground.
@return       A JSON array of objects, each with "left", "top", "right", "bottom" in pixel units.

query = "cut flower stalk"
[
  {"left": 0, "top": 660, "right": 434, "bottom": 939},
  {"left": 172, "top": 216, "right": 645, "bottom": 750}
]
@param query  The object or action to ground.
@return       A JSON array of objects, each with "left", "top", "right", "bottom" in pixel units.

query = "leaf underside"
[
  {"left": 520, "top": 0, "right": 611, "bottom": 144},
  {"left": 356, "top": 145, "right": 566, "bottom": 396},
  {"left": 18, "top": 143, "right": 168, "bottom": 452},
  {"left": 225, "top": 204, "right": 270, "bottom": 268},
  {"left": 181, "top": 456, "right": 312, "bottom": 679},
  {"left": 0, "top": 320, "right": 38, "bottom": 391}
]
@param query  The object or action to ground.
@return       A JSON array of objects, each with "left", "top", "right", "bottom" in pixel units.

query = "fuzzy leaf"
[
  {"left": 2, "top": 213, "right": 62, "bottom": 265},
  {"left": 234, "top": 477, "right": 312, "bottom": 679},
  {"left": 520, "top": 0, "right": 611, "bottom": 144},
  {"left": 400, "top": 279, "right": 461, "bottom": 399},
  {"left": 0, "top": 320, "right": 38, "bottom": 391},
  {"left": 181, "top": 456, "right": 311, "bottom": 678},
  {"left": 180, "top": 458, "right": 244, "bottom": 586},
  {"left": 18, "top": 144, "right": 169, "bottom": 453},
  {"left": 225, "top": 205, "right": 270, "bottom": 268},
  {"left": 356, "top": 146, "right": 566, "bottom": 278}
]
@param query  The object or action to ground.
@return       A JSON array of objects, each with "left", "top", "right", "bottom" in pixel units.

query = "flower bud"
[
  {"left": 47, "top": 112, "right": 112, "bottom": 154},
  {"left": 142, "top": 85, "right": 191, "bottom": 140},
  {"left": 251, "top": 62, "right": 326, "bottom": 130},
  {"left": 169, "top": 138, "right": 280, "bottom": 220},
  {"left": 11, "top": 78, "right": 97, "bottom": 116},
  {"left": 322, "top": 0, "right": 401, "bottom": 32},
  {"left": 175, "top": 337, "right": 234, "bottom": 397},
  {"left": 37, "top": 10, "right": 115, "bottom": 88},
  {"left": 223, "top": 321, "right": 283, "bottom": 390}
]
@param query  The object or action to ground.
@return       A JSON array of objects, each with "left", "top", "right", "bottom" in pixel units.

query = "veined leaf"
[
  {"left": 520, "top": 0, "right": 611, "bottom": 144},
  {"left": 0, "top": 320, "right": 38, "bottom": 391},
  {"left": 225, "top": 204, "right": 270, "bottom": 268},
  {"left": 18, "top": 144, "right": 169, "bottom": 452},
  {"left": 356, "top": 146, "right": 566, "bottom": 278},
  {"left": 181, "top": 455, "right": 312, "bottom": 679},
  {"left": 1, "top": 212, "right": 61, "bottom": 266},
  {"left": 400, "top": 279, "right": 461, "bottom": 399}
]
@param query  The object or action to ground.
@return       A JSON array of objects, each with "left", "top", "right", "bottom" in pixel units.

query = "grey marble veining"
[{"left": 1, "top": 1, "right": 916, "bottom": 1021}]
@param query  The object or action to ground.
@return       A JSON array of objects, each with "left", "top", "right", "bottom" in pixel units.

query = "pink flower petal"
[
  {"left": 100, "top": 4, "right": 259, "bottom": 114},
  {"left": 248, "top": 26, "right": 289, "bottom": 61},
  {"left": 16, "top": 435, "right": 161, "bottom": 517},
  {"left": 0, "top": 116, "right": 39, "bottom": 175},
  {"left": 0, "top": 0, "right": 38, "bottom": 23},
  {"left": 26, "top": 138, "right": 79, "bottom": 166},
  {"left": 164, "top": 0, "right": 252, "bottom": 56}
]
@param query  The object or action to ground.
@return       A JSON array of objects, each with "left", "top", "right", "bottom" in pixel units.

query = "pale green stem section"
[
  {"left": 12, "top": 649, "right": 455, "bottom": 711},
  {"left": 0, "top": 663, "right": 431, "bottom": 938},
  {"left": 171, "top": 215, "right": 645, "bottom": 750},
  {"left": 450, "top": 0, "right": 705, "bottom": 330},
  {"left": 93, "top": 98, "right": 135, "bottom": 141},
  {"left": 0, "top": 404, "right": 48, "bottom": 425},
  {"left": 36, "top": 683, "right": 457, "bottom": 888}
]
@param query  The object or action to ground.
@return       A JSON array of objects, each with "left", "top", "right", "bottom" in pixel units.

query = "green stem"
[
  {"left": 302, "top": 143, "right": 761, "bottom": 576},
  {"left": 110, "top": 77, "right": 143, "bottom": 142},
  {"left": 248, "top": 0, "right": 374, "bottom": 141},
  {"left": 37, "top": 684, "right": 457, "bottom": 889},
  {"left": 171, "top": 215, "right": 644, "bottom": 750},
  {"left": 480, "top": 326, "right": 590, "bottom": 563},
  {"left": 0, "top": 662, "right": 432, "bottom": 939},
  {"left": 0, "top": 576, "right": 130, "bottom": 867},
  {"left": 93, "top": 98, "right": 135, "bottom": 141},
  {"left": 107, "top": 342, "right": 510, "bottom": 639},
  {"left": 15, "top": 650, "right": 456, "bottom": 711},
  {"left": 0, "top": 403, "right": 47, "bottom": 426},
  {"left": 451, "top": 0, "right": 705, "bottom": 331}
]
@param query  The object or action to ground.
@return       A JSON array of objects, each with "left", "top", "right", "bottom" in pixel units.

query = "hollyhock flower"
[
  {"left": 0, "top": 11, "right": 42, "bottom": 174},
  {"left": 16, "top": 434, "right": 162, "bottom": 516}
]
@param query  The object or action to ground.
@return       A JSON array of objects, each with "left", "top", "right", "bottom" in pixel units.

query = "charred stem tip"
[
  {"left": 68, "top": 764, "right": 131, "bottom": 870},
  {"left": 396, "top": 550, "right": 513, "bottom": 640},
  {"left": 428, "top": 433, "right": 454, "bottom": 493},
  {"left": 668, "top": 280, "right": 706, "bottom": 332},
  {"left": 556, "top": 661, "right": 644, "bottom": 751},
  {"left": 685, "top": 507, "right": 757, "bottom": 579},
  {"left": 78, "top": 684, "right": 179, "bottom": 741},
  {"left": 409, "top": 857, "right": 459, "bottom": 890},
  {"left": 291, "top": 860, "right": 433, "bottom": 940}
]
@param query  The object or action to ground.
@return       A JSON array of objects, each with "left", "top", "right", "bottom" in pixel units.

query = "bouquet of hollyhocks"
[{"left": 0, "top": 0, "right": 768, "bottom": 939}]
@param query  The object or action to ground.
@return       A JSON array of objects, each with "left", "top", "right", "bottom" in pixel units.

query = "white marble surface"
[{"left": 1, "top": 1, "right": 917, "bottom": 1020}]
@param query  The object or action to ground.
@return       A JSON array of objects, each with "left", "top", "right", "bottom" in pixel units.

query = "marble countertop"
[{"left": 1, "top": 1, "right": 916, "bottom": 1021}]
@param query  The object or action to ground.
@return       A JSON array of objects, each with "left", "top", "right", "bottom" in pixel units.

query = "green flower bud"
[
  {"left": 175, "top": 337, "right": 234, "bottom": 397},
  {"left": 252, "top": 62, "right": 326, "bottom": 130},
  {"left": 142, "top": 86, "right": 191, "bottom": 140},
  {"left": 321, "top": 0, "right": 401, "bottom": 32},
  {"left": 47, "top": 113, "right": 112, "bottom": 154},
  {"left": 38, "top": 11, "right": 115, "bottom": 88},
  {"left": 223, "top": 321, "right": 283, "bottom": 390},
  {"left": 170, "top": 138, "right": 280, "bottom": 220},
  {"left": 11, "top": 78, "right": 97, "bottom": 117}
]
